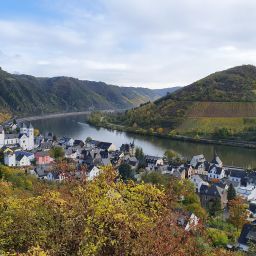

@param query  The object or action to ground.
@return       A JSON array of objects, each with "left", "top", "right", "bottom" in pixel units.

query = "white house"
[
  {"left": 190, "top": 175, "right": 209, "bottom": 192},
  {"left": 16, "top": 154, "right": 31, "bottom": 167},
  {"left": 4, "top": 153, "right": 16, "bottom": 167},
  {"left": 237, "top": 185, "right": 256, "bottom": 201},
  {"left": 87, "top": 165, "right": 101, "bottom": 181},
  {"left": 190, "top": 155, "right": 206, "bottom": 168},
  {"left": 208, "top": 165, "right": 225, "bottom": 180}
]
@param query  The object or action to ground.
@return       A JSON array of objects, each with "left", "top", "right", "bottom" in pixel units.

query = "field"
[
  {"left": 187, "top": 102, "right": 256, "bottom": 118},
  {"left": 177, "top": 117, "right": 256, "bottom": 134}
]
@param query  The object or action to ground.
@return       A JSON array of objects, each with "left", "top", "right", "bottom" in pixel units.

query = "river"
[{"left": 31, "top": 114, "right": 256, "bottom": 168}]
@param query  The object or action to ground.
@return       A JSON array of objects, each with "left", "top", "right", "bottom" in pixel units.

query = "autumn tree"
[{"left": 228, "top": 197, "right": 248, "bottom": 230}]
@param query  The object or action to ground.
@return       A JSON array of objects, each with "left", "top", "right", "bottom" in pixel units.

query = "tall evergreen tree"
[{"left": 227, "top": 183, "right": 236, "bottom": 201}]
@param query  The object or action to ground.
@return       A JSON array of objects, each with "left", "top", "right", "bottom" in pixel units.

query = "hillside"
[
  {"left": 97, "top": 65, "right": 256, "bottom": 141},
  {"left": 0, "top": 67, "right": 178, "bottom": 119}
]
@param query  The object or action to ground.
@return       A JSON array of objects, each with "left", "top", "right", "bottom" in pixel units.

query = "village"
[{"left": 0, "top": 120, "right": 256, "bottom": 252}]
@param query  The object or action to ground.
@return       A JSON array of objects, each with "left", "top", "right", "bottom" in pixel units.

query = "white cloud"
[{"left": 1, "top": 0, "right": 256, "bottom": 88}]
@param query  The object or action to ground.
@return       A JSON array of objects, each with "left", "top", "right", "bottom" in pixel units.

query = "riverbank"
[
  {"left": 88, "top": 120, "right": 256, "bottom": 150},
  {"left": 16, "top": 110, "right": 119, "bottom": 122}
]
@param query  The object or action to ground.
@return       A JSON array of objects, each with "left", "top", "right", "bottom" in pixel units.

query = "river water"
[{"left": 31, "top": 114, "right": 256, "bottom": 168}]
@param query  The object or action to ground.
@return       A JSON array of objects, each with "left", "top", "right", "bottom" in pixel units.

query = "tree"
[
  {"left": 164, "top": 150, "right": 177, "bottom": 161},
  {"left": 135, "top": 147, "right": 144, "bottom": 161},
  {"left": 207, "top": 228, "right": 228, "bottom": 247},
  {"left": 118, "top": 163, "right": 135, "bottom": 181},
  {"left": 34, "top": 128, "right": 40, "bottom": 137},
  {"left": 85, "top": 136, "right": 92, "bottom": 143},
  {"left": 49, "top": 146, "right": 65, "bottom": 159},
  {"left": 141, "top": 172, "right": 171, "bottom": 188},
  {"left": 208, "top": 198, "right": 222, "bottom": 216},
  {"left": 227, "top": 183, "right": 236, "bottom": 201},
  {"left": 228, "top": 197, "right": 248, "bottom": 230}
]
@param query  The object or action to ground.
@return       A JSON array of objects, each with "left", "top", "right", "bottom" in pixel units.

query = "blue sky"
[{"left": 1, "top": 0, "right": 256, "bottom": 88}]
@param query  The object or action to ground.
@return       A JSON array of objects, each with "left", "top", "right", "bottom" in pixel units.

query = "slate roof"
[
  {"left": 36, "top": 151, "right": 49, "bottom": 157},
  {"left": 5, "top": 134, "right": 19, "bottom": 139},
  {"left": 208, "top": 165, "right": 224, "bottom": 175},
  {"left": 73, "top": 140, "right": 84, "bottom": 147},
  {"left": 0, "top": 125, "right": 3, "bottom": 133},
  {"left": 199, "top": 184, "right": 223, "bottom": 197},
  {"left": 97, "top": 142, "right": 112, "bottom": 150},
  {"left": 15, "top": 151, "right": 34, "bottom": 158},
  {"left": 16, "top": 154, "right": 26, "bottom": 161},
  {"left": 228, "top": 169, "right": 246, "bottom": 179},
  {"left": 238, "top": 222, "right": 256, "bottom": 246}
]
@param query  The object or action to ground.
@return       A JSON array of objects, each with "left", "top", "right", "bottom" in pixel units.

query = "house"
[
  {"left": 35, "top": 151, "right": 54, "bottom": 165},
  {"left": 73, "top": 139, "right": 85, "bottom": 148},
  {"left": 208, "top": 165, "right": 225, "bottom": 180},
  {"left": 120, "top": 141, "right": 135, "bottom": 156},
  {"left": 4, "top": 151, "right": 32, "bottom": 167},
  {"left": 47, "top": 171, "right": 65, "bottom": 182},
  {"left": 87, "top": 165, "right": 101, "bottom": 181},
  {"left": 227, "top": 168, "right": 246, "bottom": 185},
  {"left": 65, "top": 148, "right": 78, "bottom": 159},
  {"left": 190, "top": 155, "right": 206, "bottom": 168},
  {"left": 238, "top": 221, "right": 256, "bottom": 251},
  {"left": 174, "top": 164, "right": 193, "bottom": 179},
  {"left": 190, "top": 155, "right": 210, "bottom": 176},
  {"left": 199, "top": 184, "right": 227, "bottom": 209},
  {"left": 145, "top": 155, "right": 164, "bottom": 171},
  {"left": 97, "top": 141, "right": 116, "bottom": 152},
  {"left": 16, "top": 154, "right": 31, "bottom": 167},
  {"left": 15, "top": 151, "right": 35, "bottom": 161},
  {"left": 237, "top": 185, "right": 256, "bottom": 201},
  {"left": 4, "top": 153, "right": 16, "bottom": 166},
  {"left": 177, "top": 212, "right": 200, "bottom": 231},
  {"left": 190, "top": 175, "right": 209, "bottom": 193},
  {"left": 34, "top": 164, "right": 52, "bottom": 179}
]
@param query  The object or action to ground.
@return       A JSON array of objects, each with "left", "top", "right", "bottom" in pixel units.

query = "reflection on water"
[{"left": 31, "top": 114, "right": 256, "bottom": 168}]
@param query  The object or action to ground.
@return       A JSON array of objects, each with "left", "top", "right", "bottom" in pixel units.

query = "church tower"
[
  {"left": 27, "top": 123, "right": 34, "bottom": 150},
  {"left": 0, "top": 125, "right": 5, "bottom": 148}
]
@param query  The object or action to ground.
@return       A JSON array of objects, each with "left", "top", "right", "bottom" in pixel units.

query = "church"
[{"left": 0, "top": 123, "right": 34, "bottom": 150}]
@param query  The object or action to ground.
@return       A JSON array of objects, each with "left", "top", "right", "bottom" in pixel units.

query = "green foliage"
[
  {"left": 0, "top": 165, "right": 36, "bottom": 190},
  {"left": 207, "top": 228, "right": 228, "bottom": 247},
  {"left": 49, "top": 146, "right": 65, "bottom": 159},
  {"left": 141, "top": 172, "right": 171, "bottom": 188},
  {"left": 118, "top": 163, "right": 135, "bottom": 181},
  {"left": 227, "top": 184, "right": 236, "bottom": 201},
  {"left": 0, "top": 166, "right": 238, "bottom": 255},
  {"left": 164, "top": 149, "right": 178, "bottom": 161},
  {"left": 208, "top": 198, "right": 222, "bottom": 216}
]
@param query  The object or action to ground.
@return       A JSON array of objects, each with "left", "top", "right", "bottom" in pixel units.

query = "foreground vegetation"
[{"left": 0, "top": 164, "right": 245, "bottom": 255}]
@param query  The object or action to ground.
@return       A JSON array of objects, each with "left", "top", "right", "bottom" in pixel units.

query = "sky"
[{"left": 1, "top": 0, "right": 256, "bottom": 88}]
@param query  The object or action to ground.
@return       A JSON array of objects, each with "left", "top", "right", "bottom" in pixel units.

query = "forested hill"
[
  {"left": 159, "top": 65, "right": 256, "bottom": 103},
  {"left": 0, "top": 67, "right": 179, "bottom": 117},
  {"left": 99, "top": 65, "right": 256, "bottom": 140}
]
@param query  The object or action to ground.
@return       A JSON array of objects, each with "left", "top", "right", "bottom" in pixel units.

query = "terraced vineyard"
[{"left": 187, "top": 102, "right": 256, "bottom": 117}]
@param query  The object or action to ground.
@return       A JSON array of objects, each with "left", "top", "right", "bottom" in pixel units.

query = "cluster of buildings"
[{"left": 1, "top": 120, "right": 256, "bottom": 250}]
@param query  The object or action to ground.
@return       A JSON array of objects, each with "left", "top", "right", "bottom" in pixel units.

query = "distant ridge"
[{"left": 0, "top": 68, "right": 179, "bottom": 117}]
